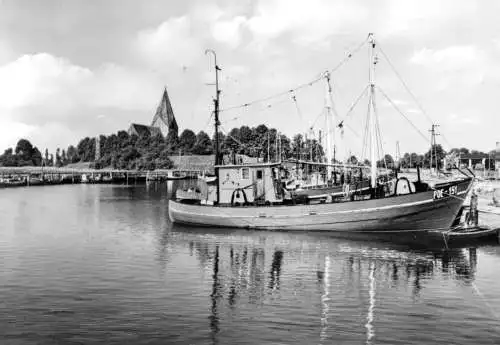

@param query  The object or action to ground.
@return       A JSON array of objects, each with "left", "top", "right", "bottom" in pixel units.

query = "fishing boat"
[
  {"left": 198, "top": 171, "right": 217, "bottom": 184},
  {"left": 0, "top": 176, "right": 26, "bottom": 187},
  {"left": 165, "top": 169, "right": 191, "bottom": 180},
  {"left": 169, "top": 35, "right": 473, "bottom": 234}
]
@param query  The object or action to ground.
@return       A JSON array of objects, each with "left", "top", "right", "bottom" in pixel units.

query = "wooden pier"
[{"left": 0, "top": 167, "right": 203, "bottom": 187}]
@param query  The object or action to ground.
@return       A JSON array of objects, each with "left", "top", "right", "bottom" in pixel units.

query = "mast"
[
  {"left": 324, "top": 71, "right": 335, "bottom": 180},
  {"left": 205, "top": 49, "right": 221, "bottom": 166},
  {"left": 205, "top": 49, "right": 221, "bottom": 204},
  {"left": 368, "top": 33, "right": 377, "bottom": 189}
]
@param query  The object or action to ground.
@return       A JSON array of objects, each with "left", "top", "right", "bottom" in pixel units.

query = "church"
[{"left": 127, "top": 87, "right": 178, "bottom": 138}]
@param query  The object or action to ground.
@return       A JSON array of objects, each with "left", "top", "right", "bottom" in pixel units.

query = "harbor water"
[{"left": 1, "top": 182, "right": 500, "bottom": 344}]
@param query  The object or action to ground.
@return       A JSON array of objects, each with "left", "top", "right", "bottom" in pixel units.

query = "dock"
[{"left": 0, "top": 167, "right": 203, "bottom": 187}]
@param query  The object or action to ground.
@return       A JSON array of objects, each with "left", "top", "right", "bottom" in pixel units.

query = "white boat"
[{"left": 165, "top": 169, "right": 190, "bottom": 180}]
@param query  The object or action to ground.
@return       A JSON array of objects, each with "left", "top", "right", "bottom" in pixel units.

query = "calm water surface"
[{"left": 1, "top": 182, "right": 500, "bottom": 344}]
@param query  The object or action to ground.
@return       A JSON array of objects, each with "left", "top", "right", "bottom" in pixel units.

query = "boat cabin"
[{"left": 216, "top": 163, "right": 283, "bottom": 205}]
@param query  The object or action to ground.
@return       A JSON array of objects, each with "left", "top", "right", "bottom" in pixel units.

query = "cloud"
[
  {"left": 136, "top": 16, "right": 202, "bottom": 70},
  {"left": 410, "top": 45, "right": 486, "bottom": 70},
  {"left": 212, "top": 16, "right": 246, "bottom": 48},
  {"left": 448, "top": 113, "right": 480, "bottom": 125},
  {"left": 410, "top": 45, "right": 489, "bottom": 89},
  {"left": 0, "top": 53, "right": 91, "bottom": 111},
  {"left": 246, "top": 0, "right": 368, "bottom": 46},
  {"left": 381, "top": 0, "right": 478, "bottom": 37},
  {"left": 0, "top": 52, "right": 169, "bottom": 151},
  {"left": 0, "top": 119, "right": 36, "bottom": 152}
]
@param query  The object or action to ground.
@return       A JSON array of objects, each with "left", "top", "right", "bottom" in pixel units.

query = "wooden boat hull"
[{"left": 169, "top": 179, "right": 472, "bottom": 233}]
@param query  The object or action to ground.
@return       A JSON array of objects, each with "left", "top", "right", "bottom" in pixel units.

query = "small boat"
[
  {"left": 102, "top": 174, "right": 113, "bottom": 183},
  {"left": 165, "top": 170, "right": 190, "bottom": 180},
  {"left": 445, "top": 225, "right": 499, "bottom": 241},
  {"left": 0, "top": 176, "right": 26, "bottom": 187},
  {"left": 198, "top": 172, "right": 217, "bottom": 184},
  {"left": 81, "top": 174, "right": 90, "bottom": 183},
  {"left": 28, "top": 176, "right": 44, "bottom": 186}
]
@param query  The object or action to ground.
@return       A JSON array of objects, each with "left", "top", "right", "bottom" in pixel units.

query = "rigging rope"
[
  {"left": 378, "top": 45, "right": 434, "bottom": 126},
  {"left": 330, "top": 35, "right": 370, "bottom": 74},
  {"left": 218, "top": 36, "right": 369, "bottom": 114},
  {"left": 376, "top": 86, "right": 430, "bottom": 144},
  {"left": 378, "top": 44, "right": 454, "bottom": 150},
  {"left": 336, "top": 84, "right": 370, "bottom": 129},
  {"left": 220, "top": 125, "right": 244, "bottom": 147},
  {"left": 219, "top": 74, "right": 323, "bottom": 113}
]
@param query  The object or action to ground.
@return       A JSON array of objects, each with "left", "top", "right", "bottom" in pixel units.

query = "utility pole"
[
  {"left": 429, "top": 124, "right": 440, "bottom": 174},
  {"left": 267, "top": 131, "right": 270, "bottom": 162},
  {"left": 396, "top": 141, "right": 400, "bottom": 170}
]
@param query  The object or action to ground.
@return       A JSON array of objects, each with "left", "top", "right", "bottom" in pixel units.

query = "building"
[
  {"left": 127, "top": 123, "right": 162, "bottom": 137},
  {"left": 126, "top": 87, "right": 179, "bottom": 138}
]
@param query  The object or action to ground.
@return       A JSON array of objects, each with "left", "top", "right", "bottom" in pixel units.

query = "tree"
[
  {"left": 425, "top": 144, "right": 446, "bottom": 169},
  {"left": 192, "top": 131, "right": 213, "bottom": 155},
  {"left": 15, "top": 139, "right": 33, "bottom": 159},
  {"left": 179, "top": 129, "right": 197, "bottom": 153},
  {"left": 0, "top": 148, "right": 16, "bottom": 166},
  {"left": 401, "top": 153, "right": 411, "bottom": 168},
  {"left": 279, "top": 134, "right": 292, "bottom": 160},
  {"left": 292, "top": 134, "right": 304, "bottom": 161},
  {"left": 67, "top": 145, "right": 78, "bottom": 163},
  {"left": 224, "top": 127, "right": 241, "bottom": 153},
  {"left": 377, "top": 154, "right": 394, "bottom": 168},
  {"left": 239, "top": 126, "right": 253, "bottom": 144},
  {"left": 348, "top": 155, "right": 358, "bottom": 165},
  {"left": 166, "top": 130, "right": 179, "bottom": 153},
  {"left": 31, "top": 147, "right": 42, "bottom": 166},
  {"left": 55, "top": 148, "right": 62, "bottom": 167}
]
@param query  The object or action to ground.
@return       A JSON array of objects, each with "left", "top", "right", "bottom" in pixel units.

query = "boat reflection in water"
[{"left": 173, "top": 225, "right": 489, "bottom": 344}]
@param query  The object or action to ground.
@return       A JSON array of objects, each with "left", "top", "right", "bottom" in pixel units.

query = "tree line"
[{"left": 0, "top": 124, "right": 497, "bottom": 170}]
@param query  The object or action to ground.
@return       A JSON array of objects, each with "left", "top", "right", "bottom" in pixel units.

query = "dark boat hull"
[{"left": 169, "top": 178, "right": 472, "bottom": 233}]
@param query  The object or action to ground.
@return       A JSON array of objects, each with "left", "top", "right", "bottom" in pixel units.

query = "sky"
[{"left": 0, "top": 0, "right": 499, "bottom": 160}]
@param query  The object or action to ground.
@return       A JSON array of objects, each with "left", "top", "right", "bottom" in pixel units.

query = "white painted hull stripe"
[{"left": 171, "top": 195, "right": 464, "bottom": 219}]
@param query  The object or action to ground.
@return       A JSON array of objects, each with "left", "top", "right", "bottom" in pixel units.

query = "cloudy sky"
[{"left": 0, "top": 0, "right": 499, "bottom": 159}]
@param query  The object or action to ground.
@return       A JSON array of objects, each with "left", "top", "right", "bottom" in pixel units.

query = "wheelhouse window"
[
  {"left": 241, "top": 168, "right": 250, "bottom": 180},
  {"left": 256, "top": 170, "right": 263, "bottom": 180}
]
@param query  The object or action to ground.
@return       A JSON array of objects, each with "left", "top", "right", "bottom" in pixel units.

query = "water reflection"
[
  {"left": 366, "top": 262, "right": 376, "bottom": 345},
  {"left": 269, "top": 250, "right": 283, "bottom": 291},
  {"left": 177, "top": 229, "right": 483, "bottom": 319},
  {"left": 210, "top": 245, "right": 221, "bottom": 344},
  {"left": 2, "top": 184, "right": 500, "bottom": 345}
]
